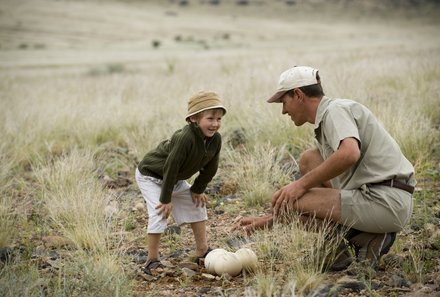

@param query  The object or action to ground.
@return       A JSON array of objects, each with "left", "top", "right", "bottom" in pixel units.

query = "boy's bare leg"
[
  {"left": 190, "top": 220, "right": 209, "bottom": 257},
  {"left": 147, "top": 233, "right": 161, "bottom": 260}
]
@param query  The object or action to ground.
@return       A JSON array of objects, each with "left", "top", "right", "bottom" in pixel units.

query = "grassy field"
[{"left": 1, "top": 0, "right": 440, "bottom": 296}]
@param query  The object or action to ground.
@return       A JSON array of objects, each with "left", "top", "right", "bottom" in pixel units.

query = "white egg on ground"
[
  {"left": 214, "top": 251, "right": 243, "bottom": 277},
  {"left": 204, "top": 248, "right": 227, "bottom": 274},
  {"left": 235, "top": 248, "right": 258, "bottom": 272}
]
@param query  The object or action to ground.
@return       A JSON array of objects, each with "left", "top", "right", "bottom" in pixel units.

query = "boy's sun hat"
[
  {"left": 267, "top": 66, "right": 319, "bottom": 103},
  {"left": 186, "top": 91, "right": 227, "bottom": 120}
]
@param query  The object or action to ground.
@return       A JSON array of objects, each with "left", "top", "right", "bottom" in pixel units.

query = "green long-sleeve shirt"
[{"left": 138, "top": 123, "right": 221, "bottom": 204}]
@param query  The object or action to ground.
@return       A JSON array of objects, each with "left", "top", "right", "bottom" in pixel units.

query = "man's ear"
[{"left": 297, "top": 89, "right": 306, "bottom": 102}]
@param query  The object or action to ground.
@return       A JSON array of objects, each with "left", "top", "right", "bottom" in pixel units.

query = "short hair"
[
  {"left": 187, "top": 108, "right": 225, "bottom": 123},
  {"left": 287, "top": 72, "right": 325, "bottom": 98}
]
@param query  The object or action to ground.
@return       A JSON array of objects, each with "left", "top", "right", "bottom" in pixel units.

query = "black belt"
[{"left": 371, "top": 179, "right": 415, "bottom": 194}]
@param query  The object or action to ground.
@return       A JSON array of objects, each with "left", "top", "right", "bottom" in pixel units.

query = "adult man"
[{"left": 236, "top": 66, "right": 416, "bottom": 269}]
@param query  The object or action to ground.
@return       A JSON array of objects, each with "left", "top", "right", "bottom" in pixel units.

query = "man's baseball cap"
[{"left": 267, "top": 66, "right": 319, "bottom": 103}]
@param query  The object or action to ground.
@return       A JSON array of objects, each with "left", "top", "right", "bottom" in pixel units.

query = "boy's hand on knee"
[
  {"left": 192, "top": 192, "right": 208, "bottom": 207},
  {"left": 156, "top": 203, "right": 173, "bottom": 219}
]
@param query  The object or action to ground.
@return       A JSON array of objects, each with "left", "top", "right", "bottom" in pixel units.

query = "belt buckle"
[{"left": 390, "top": 179, "right": 394, "bottom": 187}]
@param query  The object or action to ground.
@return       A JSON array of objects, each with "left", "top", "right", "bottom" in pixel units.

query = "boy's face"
[{"left": 191, "top": 110, "right": 223, "bottom": 138}]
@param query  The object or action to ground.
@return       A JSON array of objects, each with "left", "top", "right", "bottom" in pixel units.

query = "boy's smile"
[{"left": 197, "top": 112, "right": 223, "bottom": 138}]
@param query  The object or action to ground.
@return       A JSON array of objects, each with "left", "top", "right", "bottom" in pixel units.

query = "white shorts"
[{"left": 135, "top": 168, "right": 208, "bottom": 233}]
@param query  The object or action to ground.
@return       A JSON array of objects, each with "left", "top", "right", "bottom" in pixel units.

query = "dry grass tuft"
[{"left": 250, "top": 217, "right": 346, "bottom": 296}]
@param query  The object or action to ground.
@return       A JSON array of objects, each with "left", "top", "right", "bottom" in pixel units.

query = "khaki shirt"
[{"left": 314, "top": 97, "right": 415, "bottom": 190}]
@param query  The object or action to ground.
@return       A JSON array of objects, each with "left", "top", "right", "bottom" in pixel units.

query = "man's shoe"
[
  {"left": 349, "top": 232, "right": 396, "bottom": 268},
  {"left": 324, "top": 227, "right": 361, "bottom": 271},
  {"left": 327, "top": 239, "right": 355, "bottom": 271}
]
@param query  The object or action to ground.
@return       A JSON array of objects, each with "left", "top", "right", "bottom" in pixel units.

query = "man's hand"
[
  {"left": 231, "top": 215, "right": 273, "bottom": 236},
  {"left": 271, "top": 181, "right": 307, "bottom": 217},
  {"left": 192, "top": 192, "right": 208, "bottom": 207},
  {"left": 156, "top": 202, "right": 173, "bottom": 219}
]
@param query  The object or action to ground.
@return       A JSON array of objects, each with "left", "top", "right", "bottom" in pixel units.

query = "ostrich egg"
[
  {"left": 204, "top": 248, "right": 227, "bottom": 274},
  {"left": 235, "top": 248, "right": 258, "bottom": 272},
  {"left": 214, "top": 252, "right": 243, "bottom": 277}
]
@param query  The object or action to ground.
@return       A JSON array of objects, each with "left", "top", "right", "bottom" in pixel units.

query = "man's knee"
[{"left": 299, "top": 148, "right": 324, "bottom": 175}]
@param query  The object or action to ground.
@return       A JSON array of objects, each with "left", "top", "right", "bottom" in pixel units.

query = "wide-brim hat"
[
  {"left": 185, "top": 91, "right": 227, "bottom": 120},
  {"left": 267, "top": 66, "right": 319, "bottom": 103}
]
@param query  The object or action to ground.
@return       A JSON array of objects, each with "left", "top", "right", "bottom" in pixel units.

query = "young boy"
[{"left": 135, "top": 91, "right": 226, "bottom": 274}]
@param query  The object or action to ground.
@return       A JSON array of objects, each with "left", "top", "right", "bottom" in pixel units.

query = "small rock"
[
  {"left": 389, "top": 274, "right": 411, "bottom": 288},
  {"left": 181, "top": 267, "right": 196, "bottom": 277},
  {"left": 138, "top": 271, "right": 155, "bottom": 281},
  {"left": 202, "top": 273, "right": 216, "bottom": 280},
  {"left": 161, "top": 260, "right": 175, "bottom": 268},
  {"left": 305, "top": 284, "right": 337, "bottom": 297},
  {"left": 178, "top": 261, "right": 199, "bottom": 270},
  {"left": 0, "top": 247, "right": 12, "bottom": 262},
  {"left": 49, "top": 250, "right": 59, "bottom": 260},
  {"left": 336, "top": 276, "right": 365, "bottom": 292},
  {"left": 199, "top": 287, "right": 211, "bottom": 294}
]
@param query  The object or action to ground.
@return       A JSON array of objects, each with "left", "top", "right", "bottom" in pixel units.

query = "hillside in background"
[
  {"left": 0, "top": 0, "right": 439, "bottom": 296},
  {"left": 1, "top": 0, "right": 439, "bottom": 76}
]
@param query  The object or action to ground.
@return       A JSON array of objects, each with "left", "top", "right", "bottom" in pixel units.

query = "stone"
[
  {"left": 0, "top": 247, "right": 12, "bottom": 262},
  {"left": 201, "top": 273, "right": 216, "bottom": 280},
  {"left": 199, "top": 287, "right": 211, "bottom": 294},
  {"left": 49, "top": 250, "right": 59, "bottom": 260},
  {"left": 178, "top": 261, "right": 199, "bottom": 270},
  {"left": 336, "top": 276, "right": 365, "bottom": 292},
  {"left": 389, "top": 274, "right": 411, "bottom": 288},
  {"left": 181, "top": 267, "right": 196, "bottom": 277},
  {"left": 138, "top": 271, "right": 155, "bottom": 281}
]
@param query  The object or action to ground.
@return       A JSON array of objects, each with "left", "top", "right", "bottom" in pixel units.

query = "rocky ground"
[
  {"left": 2, "top": 163, "right": 439, "bottom": 297},
  {"left": 105, "top": 169, "right": 440, "bottom": 296}
]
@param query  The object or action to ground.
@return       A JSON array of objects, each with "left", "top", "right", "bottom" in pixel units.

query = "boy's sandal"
[
  {"left": 195, "top": 247, "right": 213, "bottom": 266},
  {"left": 142, "top": 259, "right": 165, "bottom": 275}
]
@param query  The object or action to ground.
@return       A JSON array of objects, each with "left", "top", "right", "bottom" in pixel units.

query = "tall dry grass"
[
  {"left": 33, "top": 149, "right": 111, "bottom": 252},
  {"left": 0, "top": 1, "right": 439, "bottom": 296},
  {"left": 245, "top": 218, "right": 346, "bottom": 296},
  {"left": 224, "top": 144, "right": 298, "bottom": 207}
]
